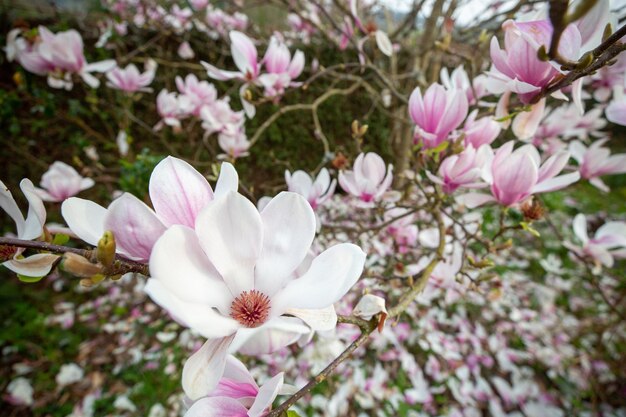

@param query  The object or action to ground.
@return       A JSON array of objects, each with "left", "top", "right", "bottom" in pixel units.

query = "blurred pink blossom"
[
  {"left": 285, "top": 168, "right": 336, "bottom": 210},
  {"left": 565, "top": 214, "right": 626, "bottom": 268},
  {"left": 34, "top": 161, "right": 94, "bottom": 202},
  {"left": 570, "top": 139, "right": 626, "bottom": 192},
  {"left": 339, "top": 152, "right": 393, "bottom": 204},
  {"left": 106, "top": 59, "right": 156, "bottom": 93}
]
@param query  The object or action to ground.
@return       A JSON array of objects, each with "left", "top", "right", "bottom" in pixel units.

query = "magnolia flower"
[
  {"left": 385, "top": 207, "right": 418, "bottom": 254},
  {"left": 426, "top": 145, "right": 491, "bottom": 194},
  {"left": 258, "top": 36, "right": 304, "bottom": 98},
  {"left": 184, "top": 353, "right": 286, "bottom": 414},
  {"left": 218, "top": 130, "right": 251, "bottom": 159},
  {"left": 106, "top": 59, "right": 157, "bottom": 93},
  {"left": 440, "top": 66, "right": 487, "bottom": 105},
  {"left": 564, "top": 214, "right": 626, "bottom": 268},
  {"left": 202, "top": 31, "right": 259, "bottom": 82},
  {"left": 285, "top": 168, "right": 336, "bottom": 210},
  {"left": 154, "top": 89, "right": 193, "bottom": 130},
  {"left": 463, "top": 110, "right": 501, "bottom": 148},
  {"left": 569, "top": 139, "right": 626, "bottom": 192},
  {"left": 34, "top": 161, "right": 94, "bottom": 202},
  {"left": 1, "top": 179, "right": 59, "bottom": 276},
  {"left": 178, "top": 41, "right": 195, "bottom": 60},
  {"left": 487, "top": 19, "right": 581, "bottom": 104},
  {"left": 339, "top": 152, "right": 393, "bottom": 204},
  {"left": 200, "top": 98, "right": 245, "bottom": 136},
  {"left": 459, "top": 142, "right": 579, "bottom": 207},
  {"left": 62, "top": 157, "right": 238, "bottom": 262},
  {"left": 605, "top": 87, "right": 626, "bottom": 126},
  {"left": 16, "top": 26, "right": 115, "bottom": 89},
  {"left": 176, "top": 74, "right": 218, "bottom": 116},
  {"left": 145, "top": 191, "right": 365, "bottom": 397},
  {"left": 409, "top": 83, "right": 468, "bottom": 149}
]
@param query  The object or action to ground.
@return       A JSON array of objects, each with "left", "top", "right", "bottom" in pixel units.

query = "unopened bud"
[
  {"left": 79, "top": 274, "right": 105, "bottom": 288},
  {"left": 576, "top": 52, "right": 594, "bottom": 70},
  {"left": 602, "top": 23, "right": 613, "bottom": 42},
  {"left": 351, "top": 120, "right": 360, "bottom": 136},
  {"left": 467, "top": 256, "right": 494, "bottom": 269},
  {"left": 243, "top": 88, "right": 253, "bottom": 102},
  {"left": 353, "top": 294, "right": 388, "bottom": 332},
  {"left": 96, "top": 231, "right": 116, "bottom": 268},
  {"left": 13, "top": 72, "right": 24, "bottom": 87},
  {"left": 62, "top": 253, "right": 103, "bottom": 277},
  {"left": 521, "top": 198, "right": 544, "bottom": 221},
  {"left": 359, "top": 124, "right": 368, "bottom": 136}
]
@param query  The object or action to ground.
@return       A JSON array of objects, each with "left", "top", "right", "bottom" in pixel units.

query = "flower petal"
[
  {"left": 3, "top": 253, "right": 59, "bottom": 277},
  {"left": 195, "top": 191, "right": 262, "bottom": 295},
  {"left": 20, "top": 179, "right": 46, "bottom": 240},
  {"left": 214, "top": 162, "right": 239, "bottom": 199},
  {"left": 285, "top": 305, "right": 338, "bottom": 331},
  {"left": 149, "top": 156, "right": 214, "bottom": 228},
  {"left": 184, "top": 397, "right": 248, "bottom": 417},
  {"left": 230, "top": 316, "right": 311, "bottom": 355},
  {"left": 61, "top": 197, "right": 107, "bottom": 246},
  {"left": 271, "top": 243, "right": 365, "bottom": 314},
  {"left": 255, "top": 192, "right": 316, "bottom": 296},
  {"left": 248, "top": 373, "right": 284, "bottom": 417}
]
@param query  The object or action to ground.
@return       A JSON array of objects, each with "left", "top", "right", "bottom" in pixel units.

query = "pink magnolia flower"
[
  {"left": 145, "top": 191, "right": 365, "bottom": 395},
  {"left": 385, "top": 208, "right": 418, "bottom": 254},
  {"left": 34, "top": 161, "right": 94, "bottom": 202},
  {"left": 408, "top": 83, "right": 468, "bottom": 149},
  {"left": 62, "top": 157, "right": 238, "bottom": 262},
  {"left": 339, "top": 152, "right": 393, "bottom": 203},
  {"left": 459, "top": 142, "right": 579, "bottom": 207},
  {"left": 565, "top": 214, "right": 626, "bottom": 268},
  {"left": 16, "top": 26, "right": 115, "bottom": 89},
  {"left": 200, "top": 98, "right": 245, "bottom": 136},
  {"left": 176, "top": 74, "right": 218, "bottom": 116},
  {"left": 218, "top": 130, "right": 251, "bottom": 160},
  {"left": 177, "top": 41, "right": 195, "bottom": 60},
  {"left": 1, "top": 179, "right": 59, "bottom": 276},
  {"left": 154, "top": 89, "right": 193, "bottom": 131},
  {"left": 487, "top": 19, "right": 582, "bottom": 104},
  {"left": 426, "top": 145, "right": 491, "bottom": 194},
  {"left": 605, "top": 87, "right": 626, "bottom": 126},
  {"left": 285, "top": 168, "right": 336, "bottom": 210},
  {"left": 202, "top": 31, "right": 260, "bottom": 82},
  {"left": 463, "top": 110, "right": 501, "bottom": 148},
  {"left": 106, "top": 59, "right": 156, "bottom": 93},
  {"left": 184, "top": 353, "right": 285, "bottom": 413},
  {"left": 258, "top": 36, "right": 305, "bottom": 98},
  {"left": 569, "top": 139, "right": 626, "bottom": 192},
  {"left": 440, "top": 66, "right": 488, "bottom": 105}
]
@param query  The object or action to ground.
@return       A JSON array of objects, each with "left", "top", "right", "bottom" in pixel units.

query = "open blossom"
[
  {"left": 34, "top": 161, "right": 94, "bottom": 202},
  {"left": 145, "top": 191, "right": 365, "bottom": 397},
  {"left": 569, "top": 139, "right": 626, "bottom": 192},
  {"left": 564, "top": 214, "right": 626, "bottom": 268},
  {"left": 1, "top": 179, "right": 59, "bottom": 276},
  {"left": 426, "top": 145, "right": 491, "bottom": 194},
  {"left": 258, "top": 36, "right": 305, "bottom": 98},
  {"left": 440, "top": 66, "right": 488, "bottom": 105},
  {"left": 605, "top": 86, "right": 626, "bottom": 126},
  {"left": 200, "top": 98, "right": 244, "bottom": 136},
  {"left": 459, "top": 142, "right": 579, "bottom": 207},
  {"left": 106, "top": 59, "right": 156, "bottom": 93},
  {"left": 462, "top": 110, "right": 501, "bottom": 148},
  {"left": 218, "top": 130, "right": 251, "bottom": 160},
  {"left": 409, "top": 83, "right": 468, "bottom": 149},
  {"left": 62, "top": 157, "right": 238, "bottom": 262},
  {"left": 13, "top": 26, "right": 115, "bottom": 89},
  {"left": 487, "top": 19, "right": 582, "bottom": 104},
  {"left": 285, "top": 168, "right": 336, "bottom": 210},
  {"left": 154, "top": 89, "right": 193, "bottom": 130},
  {"left": 176, "top": 74, "right": 217, "bottom": 116},
  {"left": 202, "top": 31, "right": 259, "bottom": 82},
  {"left": 184, "top": 353, "right": 285, "bottom": 413},
  {"left": 339, "top": 152, "right": 393, "bottom": 203}
]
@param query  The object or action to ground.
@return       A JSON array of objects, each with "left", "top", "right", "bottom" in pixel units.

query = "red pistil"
[{"left": 230, "top": 289, "right": 271, "bottom": 328}]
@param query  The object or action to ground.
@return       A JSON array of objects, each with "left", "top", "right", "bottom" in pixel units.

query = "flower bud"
[
  {"left": 62, "top": 253, "right": 103, "bottom": 278},
  {"left": 96, "top": 231, "right": 116, "bottom": 268},
  {"left": 521, "top": 198, "right": 544, "bottom": 221},
  {"left": 353, "top": 294, "right": 388, "bottom": 332}
]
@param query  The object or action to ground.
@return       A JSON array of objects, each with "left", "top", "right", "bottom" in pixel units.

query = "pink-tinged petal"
[
  {"left": 149, "top": 225, "right": 232, "bottom": 311},
  {"left": 255, "top": 192, "right": 316, "bottom": 296},
  {"left": 0, "top": 180, "right": 26, "bottom": 237},
  {"left": 436, "top": 89, "right": 468, "bottom": 137},
  {"left": 231, "top": 316, "right": 310, "bottom": 355},
  {"left": 288, "top": 50, "right": 305, "bottom": 79},
  {"left": 214, "top": 162, "right": 239, "bottom": 199},
  {"left": 571, "top": 77, "right": 584, "bottom": 114},
  {"left": 606, "top": 99, "right": 626, "bottom": 126},
  {"left": 576, "top": 0, "right": 609, "bottom": 50},
  {"left": 271, "top": 243, "right": 365, "bottom": 314},
  {"left": 201, "top": 61, "right": 242, "bottom": 81},
  {"left": 19, "top": 179, "right": 46, "bottom": 240},
  {"left": 423, "top": 84, "right": 447, "bottom": 132},
  {"left": 492, "top": 153, "right": 538, "bottom": 206},
  {"left": 589, "top": 177, "right": 610, "bottom": 192},
  {"left": 338, "top": 171, "right": 360, "bottom": 196},
  {"left": 184, "top": 397, "right": 248, "bottom": 417},
  {"left": 182, "top": 335, "right": 236, "bottom": 401},
  {"left": 375, "top": 30, "right": 393, "bottom": 56},
  {"left": 532, "top": 171, "right": 580, "bottom": 193},
  {"left": 230, "top": 31, "right": 258, "bottom": 77},
  {"left": 2, "top": 253, "right": 59, "bottom": 277},
  {"left": 149, "top": 156, "right": 214, "bottom": 228},
  {"left": 537, "top": 151, "right": 570, "bottom": 183},
  {"left": 595, "top": 222, "right": 626, "bottom": 247},
  {"left": 144, "top": 279, "right": 239, "bottom": 338},
  {"left": 104, "top": 193, "right": 166, "bottom": 261},
  {"left": 195, "top": 191, "right": 261, "bottom": 295},
  {"left": 573, "top": 214, "right": 589, "bottom": 244},
  {"left": 248, "top": 373, "right": 284, "bottom": 417},
  {"left": 408, "top": 87, "right": 425, "bottom": 126},
  {"left": 455, "top": 192, "right": 496, "bottom": 208},
  {"left": 61, "top": 197, "right": 107, "bottom": 246},
  {"left": 222, "top": 355, "right": 258, "bottom": 387},
  {"left": 286, "top": 305, "right": 338, "bottom": 331},
  {"left": 512, "top": 99, "right": 545, "bottom": 140},
  {"left": 569, "top": 140, "right": 586, "bottom": 164},
  {"left": 374, "top": 165, "right": 394, "bottom": 200},
  {"left": 84, "top": 59, "right": 116, "bottom": 73}
]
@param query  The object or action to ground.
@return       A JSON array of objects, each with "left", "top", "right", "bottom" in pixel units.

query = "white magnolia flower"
[{"left": 35, "top": 161, "right": 94, "bottom": 202}]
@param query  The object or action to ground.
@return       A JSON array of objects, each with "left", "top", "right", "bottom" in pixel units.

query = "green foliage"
[{"left": 119, "top": 150, "right": 165, "bottom": 198}]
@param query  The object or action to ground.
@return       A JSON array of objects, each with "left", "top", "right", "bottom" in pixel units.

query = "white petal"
[
  {"left": 255, "top": 192, "right": 316, "bottom": 296},
  {"left": 573, "top": 213, "right": 589, "bottom": 244},
  {"left": 375, "top": 30, "right": 393, "bottom": 56},
  {"left": 230, "top": 316, "right": 310, "bottom": 355},
  {"left": 149, "top": 225, "right": 233, "bottom": 312},
  {"left": 271, "top": 243, "right": 365, "bottom": 314},
  {"left": 532, "top": 171, "right": 580, "bottom": 194},
  {"left": 0, "top": 180, "right": 26, "bottom": 237},
  {"left": 184, "top": 397, "right": 248, "bottom": 417},
  {"left": 285, "top": 305, "right": 337, "bottom": 331},
  {"left": 61, "top": 197, "right": 107, "bottom": 246},
  {"left": 19, "top": 179, "right": 46, "bottom": 240},
  {"left": 195, "top": 192, "right": 262, "bottom": 295},
  {"left": 3, "top": 253, "right": 59, "bottom": 276},
  {"left": 248, "top": 373, "right": 284, "bottom": 417},
  {"left": 182, "top": 335, "right": 236, "bottom": 401},
  {"left": 214, "top": 162, "right": 239, "bottom": 199}
]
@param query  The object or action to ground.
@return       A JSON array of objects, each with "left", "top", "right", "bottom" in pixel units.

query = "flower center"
[
  {"left": 0, "top": 245, "right": 17, "bottom": 262},
  {"left": 230, "top": 290, "right": 271, "bottom": 328}
]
